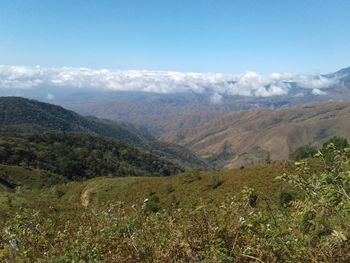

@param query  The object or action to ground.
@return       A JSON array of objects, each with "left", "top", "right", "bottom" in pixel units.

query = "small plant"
[
  {"left": 181, "top": 169, "right": 201, "bottom": 184},
  {"left": 278, "top": 190, "right": 294, "bottom": 208},
  {"left": 207, "top": 176, "right": 224, "bottom": 189},
  {"left": 242, "top": 186, "right": 258, "bottom": 208},
  {"left": 143, "top": 193, "right": 160, "bottom": 213},
  {"left": 164, "top": 184, "right": 175, "bottom": 194}
]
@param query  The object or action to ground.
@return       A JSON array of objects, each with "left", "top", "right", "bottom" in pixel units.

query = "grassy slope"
[
  {"left": 0, "top": 161, "right": 293, "bottom": 218},
  {"left": 0, "top": 164, "right": 66, "bottom": 213}
]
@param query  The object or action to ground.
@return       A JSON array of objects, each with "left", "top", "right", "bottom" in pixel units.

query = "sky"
[{"left": 0, "top": 0, "right": 350, "bottom": 74}]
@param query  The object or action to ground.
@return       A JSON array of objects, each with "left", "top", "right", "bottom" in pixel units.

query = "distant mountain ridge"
[
  {"left": 0, "top": 96, "right": 208, "bottom": 170},
  {"left": 47, "top": 66, "right": 350, "bottom": 135},
  {"left": 160, "top": 102, "right": 350, "bottom": 168}
]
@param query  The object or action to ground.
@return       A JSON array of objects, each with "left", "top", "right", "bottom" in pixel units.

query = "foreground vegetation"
[{"left": 0, "top": 141, "right": 349, "bottom": 262}]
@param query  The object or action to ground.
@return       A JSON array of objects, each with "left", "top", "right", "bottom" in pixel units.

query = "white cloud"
[
  {"left": 294, "top": 75, "right": 335, "bottom": 90},
  {"left": 46, "top": 93, "right": 55, "bottom": 100},
  {"left": 312, "top": 88, "right": 327, "bottom": 96},
  {"left": 210, "top": 93, "right": 223, "bottom": 103},
  {"left": 0, "top": 65, "right": 339, "bottom": 99}
]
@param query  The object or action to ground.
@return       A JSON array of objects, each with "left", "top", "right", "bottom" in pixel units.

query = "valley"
[
  {"left": 2, "top": 2, "right": 350, "bottom": 261},
  {"left": 0, "top": 95, "right": 349, "bottom": 262}
]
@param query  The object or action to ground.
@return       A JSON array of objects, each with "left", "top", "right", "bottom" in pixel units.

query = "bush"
[
  {"left": 291, "top": 145, "right": 317, "bottom": 160},
  {"left": 144, "top": 194, "right": 160, "bottom": 213},
  {"left": 321, "top": 136, "right": 349, "bottom": 165},
  {"left": 278, "top": 191, "right": 295, "bottom": 208},
  {"left": 181, "top": 169, "right": 201, "bottom": 184}
]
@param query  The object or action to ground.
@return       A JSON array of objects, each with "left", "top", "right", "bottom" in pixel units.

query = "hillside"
[
  {"left": 0, "top": 97, "right": 208, "bottom": 170},
  {"left": 1, "top": 152, "right": 349, "bottom": 262},
  {"left": 0, "top": 161, "right": 288, "bottom": 213},
  {"left": 0, "top": 132, "right": 183, "bottom": 179},
  {"left": 160, "top": 102, "right": 350, "bottom": 168},
  {"left": 0, "top": 164, "right": 66, "bottom": 192}
]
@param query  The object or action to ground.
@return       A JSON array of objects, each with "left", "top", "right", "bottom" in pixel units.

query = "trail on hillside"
[{"left": 81, "top": 188, "right": 91, "bottom": 208}]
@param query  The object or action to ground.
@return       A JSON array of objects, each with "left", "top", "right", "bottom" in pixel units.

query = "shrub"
[
  {"left": 321, "top": 136, "right": 349, "bottom": 165},
  {"left": 291, "top": 145, "right": 317, "bottom": 160},
  {"left": 164, "top": 184, "right": 175, "bottom": 194},
  {"left": 144, "top": 194, "right": 160, "bottom": 213},
  {"left": 278, "top": 191, "right": 295, "bottom": 208},
  {"left": 181, "top": 169, "right": 201, "bottom": 184}
]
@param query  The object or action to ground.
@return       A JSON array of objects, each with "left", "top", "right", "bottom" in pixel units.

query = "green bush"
[
  {"left": 321, "top": 136, "right": 349, "bottom": 165},
  {"left": 278, "top": 191, "right": 295, "bottom": 208},
  {"left": 291, "top": 145, "right": 317, "bottom": 160},
  {"left": 144, "top": 194, "right": 160, "bottom": 213}
]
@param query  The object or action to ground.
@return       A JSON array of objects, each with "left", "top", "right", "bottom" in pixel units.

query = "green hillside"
[
  {"left": 1, "top": 152, "right": 349, "bottom": 262},
  {"left": 0, "top": 132, "right": 183, "bottom": 180},
  {"left": 0, "top": 96, "right": 208, "bottom": 170}
]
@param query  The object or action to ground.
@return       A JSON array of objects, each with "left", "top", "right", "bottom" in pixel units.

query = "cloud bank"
[{"left": 0, "top": 65, "right": 337, "bottom": 100}]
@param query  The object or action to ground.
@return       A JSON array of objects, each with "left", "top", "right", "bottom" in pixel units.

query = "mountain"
[
  {"left": 0, "top": 97, "right": 208, "bottom": 170},
  {"left": 160, "top": 102, "right": 350, "bottom": 168},
  {"left": 325, "top": 66, "right": 350, "bottom": 78},
  {"left": 50, "top": 90, "right": 328, "bottom": 135}
]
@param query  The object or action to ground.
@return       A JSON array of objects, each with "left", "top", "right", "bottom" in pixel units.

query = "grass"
[
  {"left": 0, "top": 164, "right": 66, "bottom": 190},
  {"left": 0, "top": 161, "right": 292, "bottom": 218}
]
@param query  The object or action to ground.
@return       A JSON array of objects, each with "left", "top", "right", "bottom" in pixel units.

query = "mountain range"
[
  {"left": 52, "top": 67, "right": 350, "bottom": 132},
  {"left": 160, "top": 102, "right": 350, "bottom": 168}
]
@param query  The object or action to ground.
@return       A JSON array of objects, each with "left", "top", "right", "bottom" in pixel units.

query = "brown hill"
[{"left": 160, "top": 102, "right": 350, "bottom": 168}]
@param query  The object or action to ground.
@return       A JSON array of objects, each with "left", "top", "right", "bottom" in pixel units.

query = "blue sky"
[{"left": 0, "top": 0, "right": 350, "bottom": 74}]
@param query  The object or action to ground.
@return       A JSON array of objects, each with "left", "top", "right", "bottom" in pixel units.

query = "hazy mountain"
[
  {"left": 48, "top": 67, "right": 350, "bottom": 134},
  {"left": 1, "top": 67, "right": 350, "bottom": 136},
  {"left": 160, "top": 102, "right": 350, "bottom": 168}
]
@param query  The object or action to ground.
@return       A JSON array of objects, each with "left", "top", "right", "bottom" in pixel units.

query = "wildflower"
[
  {"left": 3, "top": 227, "right": 11, "bottom": 235},
  {"left": 9, "top": 239, "right": 19, "bottom": 251}
]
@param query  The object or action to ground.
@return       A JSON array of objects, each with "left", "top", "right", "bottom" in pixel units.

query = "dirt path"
[{"left": 81, "top": 188, "right": 91, "bottom": 208}]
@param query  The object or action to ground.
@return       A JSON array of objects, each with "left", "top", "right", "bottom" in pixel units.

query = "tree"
[{"left": 265, "top": 152, "right": 271, "bottom": 164}]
